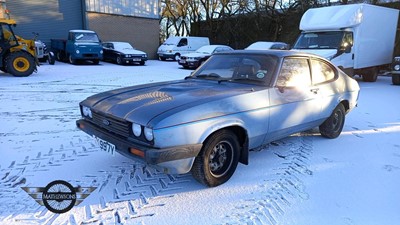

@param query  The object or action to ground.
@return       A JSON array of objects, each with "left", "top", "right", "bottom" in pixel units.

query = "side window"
[
  {"left": 276, "top": 58, "right": 311, "bottom": 87},
  {"left": 311, "top": 59, "right": 336, "bottom": 84},
  {"left": 342, "top": 32, "right": 353, "bottom": 48},
  {"left": 178, "top": 38, "right": 187, "bottom": 47}
]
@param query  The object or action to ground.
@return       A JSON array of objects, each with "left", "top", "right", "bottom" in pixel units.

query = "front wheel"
[
  {"left": 68, "top": 55, "right": 76, "bottom": 65},
  {"left": 319, "top": 103, "right": 345, "bottom": 139},
  {"left": 191, "top": 130, "right": 240, "bottom": 187},
  {"left": 116, "top": 56, "right": 123, "bottom": 65},
  {"left": 174, "top": 54, "right": 181, "bottom": 61},
  {"left": 5, "top": 51, "right": 36, "bottom": 77}
]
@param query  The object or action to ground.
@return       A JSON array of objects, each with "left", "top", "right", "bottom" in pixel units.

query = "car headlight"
[
  {"left": 100, "top": 50, "right": 103, "bottom": 54},
  {"left": 144, "top": 127, "right": 154, "bottom": 141},
  {"left": 395, "top": 65, "right": 400, "bottom": 71},
  {"left": 76, "top": 50, "right": 80, "bottom": 54},
  {"left": 82, "top": 106, "right": 92, "bottom": 118},
  {"left": 132, "top": 123, "right": 142, "bottom": 137},
  {"left": 143, "top": 54, "right": 147, "bottom": 58}
]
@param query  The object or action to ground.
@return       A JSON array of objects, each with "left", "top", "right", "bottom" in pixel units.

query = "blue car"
[{"left": 76, "top": 50, "right": 360, "bottom": 187}]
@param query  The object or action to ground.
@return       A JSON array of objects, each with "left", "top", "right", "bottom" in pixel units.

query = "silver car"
[{"left": 76, "top": 50, "right": 360, "bottom": 187}]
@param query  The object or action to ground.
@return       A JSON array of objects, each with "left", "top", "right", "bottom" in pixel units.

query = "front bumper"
[
  {"left": 122, "top": 57, "right": 147, "bottom": 64},
  {"left": 178, "top": 59, "right": 200, "bottom": 68},
  {"left": 76, "top": 119, "right": 202, "bottom": 174}
]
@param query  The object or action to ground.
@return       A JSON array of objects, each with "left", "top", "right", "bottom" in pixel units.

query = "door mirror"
[{"left": 339, "top": 45, "right": 351, "bottom": 54}]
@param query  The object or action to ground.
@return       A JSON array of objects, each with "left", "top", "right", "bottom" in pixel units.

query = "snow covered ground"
[{"left": 0, "top": 60, "right": 399, "bottom": 225}]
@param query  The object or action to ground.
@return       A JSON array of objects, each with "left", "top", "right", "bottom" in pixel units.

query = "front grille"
[
  {"left": 92, "top": 112, "right": 130, "bottom": 138},
  {"left": 83, "top": 54, "right": 98, "bottom": 58}
]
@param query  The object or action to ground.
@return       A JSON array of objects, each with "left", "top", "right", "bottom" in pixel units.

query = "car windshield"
[
  {"left": 190, "top": 54, "right": 278, "bottom": 86},
  {"left": 74, "top": 33, "right": 100, "bottom": 42},
  {"left": 195, "top": 45, "right": 216, "bottom": 54},
  {"left": 114, "top": 42, "right": 134, "bottom": 51},
  {"left": 293, "top": 31, "right": 344, "bottom": 49}
]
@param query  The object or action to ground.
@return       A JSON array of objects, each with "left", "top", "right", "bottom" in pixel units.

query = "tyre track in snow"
[
  {"left": 222, "top": 134, "right": 314, "bottom": 225},
  {"left": 0, "top": 80, "right": 194, "bottom": 224}
]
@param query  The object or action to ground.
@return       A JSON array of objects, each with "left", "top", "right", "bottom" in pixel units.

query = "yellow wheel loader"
[{"left": 0, "top": 18, "right": 38, "bottom": 77}]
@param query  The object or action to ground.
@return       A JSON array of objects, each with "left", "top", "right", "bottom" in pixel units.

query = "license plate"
[
  {"left": 179, "top": 60, "right": 186, "bottom": 63},
  {"left": 94, "top": 135, "right": 115, "bottom": 155},
  {"left": 132, "top": 58, "right": 141, "bottom": 62}
]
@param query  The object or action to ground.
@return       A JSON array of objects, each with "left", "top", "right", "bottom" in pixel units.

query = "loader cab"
[{"left": 0, "top": 22, "right": 18, "bottom": 53}]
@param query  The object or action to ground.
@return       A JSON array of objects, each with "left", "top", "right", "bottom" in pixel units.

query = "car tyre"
[
  {"left": 68, "top": 55, "right": 76, "bottom": 65},
  {"left": 392, "top": 74, "right": 400, "bottom": 85},
  {"left": 191, "top": 130, "right": 240, "bottom": 187},
  {"left": 362, "top": 67, "right": 378, "bottom": 82},
  {"left": 174, "top": 54, "right": 181, "bottom": 61},
  {"left": 159, "top": 56, "right": 166, "bottom": 61},
  {"left": 319, "top": 103, "right": 345, "bottom": 139},
  {"left": 116, "top": 56, "right": 123, "bottom": 65},
  {"left": 92, "top": 59, "right": 100, "bottom": 65}
]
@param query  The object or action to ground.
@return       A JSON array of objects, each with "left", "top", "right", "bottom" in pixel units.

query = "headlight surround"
[
  {"left": 144, "top": 127, "right": 154, "bottom": 141},
  {"left": 132, "top": 123, "right": 142, "bottom": 137},
  {"left": 394, "top": 65, "right": 400, "bottom": 71},
  {"left": 82, "top": 106, "right": 92, "bottom": 118}
]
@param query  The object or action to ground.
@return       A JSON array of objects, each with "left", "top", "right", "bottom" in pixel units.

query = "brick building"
[{"left": 7, "top": 0, "right": 160, "bottom": 58}]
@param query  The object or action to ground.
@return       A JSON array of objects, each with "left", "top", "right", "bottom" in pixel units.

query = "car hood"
[
  {"left": 117, "top": 49, "right": 146, "bottom": 55},
  {"left": 182, "top": 52, "right": 209, "bottom": 58},
  {"left": 75, "top": 42, "right": 102, "bottom": 47},
  {"left": 292, "top": 49, "right": 337, "bottom": 59},
  {"left": 82, "top": 80, "right": 267, "bottom": 129}
]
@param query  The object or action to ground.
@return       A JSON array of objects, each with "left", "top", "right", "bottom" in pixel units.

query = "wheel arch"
[
  {"left": 339, "top": 99, "right": 350, "bottom": 113},
  {"left": 201, "top": 124, "right": 249, "bottom": 166}
]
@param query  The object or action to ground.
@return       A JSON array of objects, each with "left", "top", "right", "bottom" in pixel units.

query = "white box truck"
[
  {"left": 157, "top": 36, "right": 210, "bottom": 61},
  {"left": 292, "top": 4, "right": 399, "bottom": 82}
]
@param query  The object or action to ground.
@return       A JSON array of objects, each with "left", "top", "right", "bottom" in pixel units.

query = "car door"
[
  {"left": 310, "top": 58, "right": 339, "bottom": 119},
  {"left": 266, "top": 57, "right": 321, "bottom": 141}
]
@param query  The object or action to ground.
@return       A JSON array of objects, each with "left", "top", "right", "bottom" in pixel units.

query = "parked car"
[
  {"left": 102, "top": 42, "right": 147, "bottom": 65},
  {"left": 76, "top": 50, "right": 360, "bottom": 187},
  {"left": 245, "top": 41, "right": 289, "bottom": 50},
  {"left": 391, "top": 56, "right": 400, "bottom": 85},
  {"left": 157, "top": 36, "right": 210, "bottom": 61},
  {"left": 178, "top": 45, "right": 233, "bottom": 69}
]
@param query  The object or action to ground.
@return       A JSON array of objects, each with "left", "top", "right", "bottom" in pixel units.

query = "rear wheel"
[
  {"left": 319, "top": 103, "right": 345, "bottom": 139},
  {"left": 362, "top": 67, "right": 378, "bottom": 82},
  {"left": 392, "top": 74, "right": 400, "bottom": 85},
  {"left": 5, "top": 51, "right": 36, "bottom": 77},
  {"left": 191, "top": 130, "right": 240, "bottom": 187}
]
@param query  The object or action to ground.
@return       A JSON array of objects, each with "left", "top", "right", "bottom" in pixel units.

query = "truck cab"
[
  {"left": 292, "top": 4, "right": 399, "bottom": 82},
  {"left": 51, "top": 30, "right": 103, "bottom": 64}
]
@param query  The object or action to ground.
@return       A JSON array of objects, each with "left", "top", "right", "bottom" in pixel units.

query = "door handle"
[{"left": 310, "top": 88, "right": 319, "bottom": 94}]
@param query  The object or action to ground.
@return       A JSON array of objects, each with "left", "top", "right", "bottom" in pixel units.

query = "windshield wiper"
[{"left": 196, "top": 73, "right": 221, "bottom": 78}]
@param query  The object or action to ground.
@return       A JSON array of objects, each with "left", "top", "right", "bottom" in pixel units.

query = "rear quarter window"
[{"left": 311, "top": 59, "right": 337, "bottom": 85}]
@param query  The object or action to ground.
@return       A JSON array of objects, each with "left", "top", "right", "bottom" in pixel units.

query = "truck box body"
[{"left": 293, "top": 4, "right": 399, "bottom": 81}]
